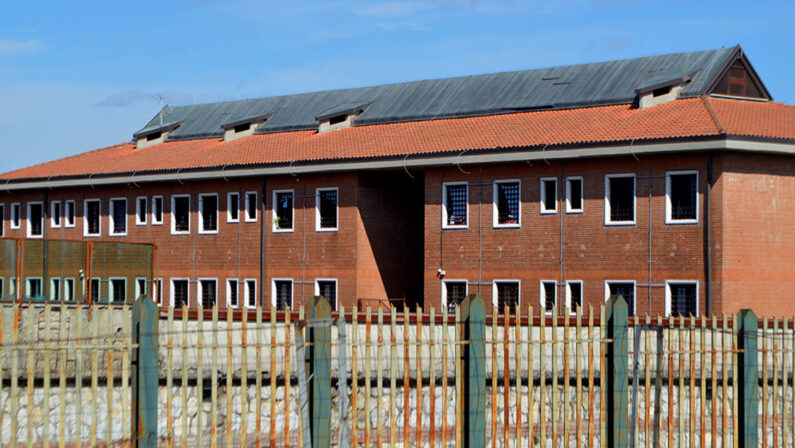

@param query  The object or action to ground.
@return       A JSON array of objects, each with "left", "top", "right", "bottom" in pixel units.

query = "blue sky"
[{"left": 1, "top": 0, "right": 793, "bottom": 172}]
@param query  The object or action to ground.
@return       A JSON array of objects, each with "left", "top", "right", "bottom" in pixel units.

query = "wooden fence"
[{"left": 0, "top": 296, "right": 789, "bottom": 447}]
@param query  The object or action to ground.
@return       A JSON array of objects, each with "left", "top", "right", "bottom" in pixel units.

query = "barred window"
[
  {"left": 110, "top": 279, "right": 126, "bottom": 303},
  {"left": 494, "top": 181, "right": 520, "bottom": 226},
  {"left": 85, "top": 200, "right": 101, "bottom": 235},
  {"left": 317, "top": 189, "right": 338, "bottom": 230},
  {"left": 668, "top": 282, "right": 697, "bottom": 317},
  {"left": 90, "top": 278, "right": 102, "bottom": 302},
  {"left": 200, "top": 279, "right": 217, "bottom": 308},
  {"left": 495, "top": 281, "right": 519, "bottom": 314},
  {"left": 227, "top": 279, "right": 239, "bottom": 308},
  {"left": 110, "top": 199, "right": 127, "bottom": 235},
  {"left": 274, "top": 191, "right": 294, "bottom": 230},
  {"left": 26, "top": 278, "right": 42, "bottom": 300},
  {"left": 541, "top": 281, "right": 556, "bottom": 314},
  {"left": 606, "top": 175, "right": 635, "bottom": 224},
  {"left": 245, "top": 280, "right": 257, "bottom": 308},
  {"left": 172, "top": 196, "right": 190, "bottom": 233},
  {"left": 316, "top": 280, "right": 337, "bottom": 310},
  {"left": 50, "top": 278, "right": 60, "bottom": 301},
  {"left": 274, "top": 280, "right": 293, "bottom": 310},
  {"left": 607, "top": 282, "right": 635, "bottom": 315},
  {"left": 64, "top": 279, "right": 75, "bottom": 302},
  {"left": 443, "top": 183, "right": 467, "bottom": 227},
  {"left": 199, "top": 194, "right": 218, "bottom": 233},
  {"left": 153, "top": 279, "right": 162, "bottom": 306},
  {"left": 27, "top": 202, "right": 43, "bottom": 237},
  {"left": 172, "top": 279, "right": 189, "bottom": 308},
  {"left": 567, "top": 281, "right": 582, "bottom": 312},
  {"left": 444, "top": 280, "right": 467, "bottom": 313},
  {"left": 667, "top": 172, "right": 697, "bottom": 222}
]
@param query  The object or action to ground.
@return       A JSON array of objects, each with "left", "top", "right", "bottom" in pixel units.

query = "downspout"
[
  {"left": 704, "top": 153, "right": 713, "bottom": 316},
  {"left": 260, "top": 177, "right": 267, "bottom": 309}
]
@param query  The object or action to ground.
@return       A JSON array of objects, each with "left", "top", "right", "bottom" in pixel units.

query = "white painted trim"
[
  {"left": 315, "top": 187, "right": 339, "bottom": 232},
  {"left": 134, "top": 277, "right": 148, "bottom": 300},
  {"left": 87, "top": 277, "right": 103, "bottom": 302},
  {"left": 63, "top": 278, "right": 75, "bottom": 302},
  {"left": 244, "top": 191, "right": 258, "bottom": 223},
  {"left": 604, "top": 173, "right": 636, "bottom": 226},
  {"left": 272, "top": 278, "right": 294, "bottom": 309},
  {"left": 152, "top": 278, "right": 163, "bottom": 306},
  {"left": 272, "top": 189, "right": 295, "bottom": 232},
  {"left": 539, "top": 280, "right": 557, "bottom": 315},
  {"left": 442, "top": 279, "right": 468, "bottom": 311},
  {"left": 108, "top": 277, "right": 127, "bottom": 303},
  {"left": 565, "top": 177, "right": 584, "bottom": 213},
  {"left": 227, "top": 192, "right": 240, "bottom": 223},
  {"left": 151, "top": 196, "right": 164, "bottom": 225},
  {"left": 26, "top": 201, "right": 44, "bottom": 238},
  {"left": 442, "top": 181, "right": 469, "bottom": 229},
  {"left": 50, "top": 201, "right": 62, "bottom": 228},
  {"left": 492, "top": 179, "right": 521, "bottom": 228},
  {"left": 170, "top": 278, "right": 190, "bottom": 308},
  {"left": 665, "top": 170, "right": 699, "bottom": 225},
  {"left": 10, "top": 203, "right": 21, "bottom": 229},
  {"left": 25, "top": 277, "right": 43, "bottom": 300},
  {"left": 49, "top": 277, "right": 61, "bottom": 301},
  {"left": 604, "top": 280, "right": 637, "bottom": 315},
  {"left": 170, "top": 194, "right": 191, "bottom": 235},
  {"left": 198, "top": 278, "right": 218, "bottom": 308},
  {"left": 135, "top": 197, "right": 148, "bottom": 226},
  {"left": 565, "top": 280, "right": 583, "bottom": 315},
  {"left": 244, "top": 278, "right": 258, "bottom": 309},
  {"left": 314, "top": 278, "right": 338, "bottom": 309},
  {"left": 665, "top": 280, "right": 699, "bottom": 317},
  {"left": 198, "top": 193, "right": 219, "bottom": 235},
  {"left": 540, "top": 177, "right": 558, "bottom": 214},
  {"left": 492, "top": 279, "right": 521, "bottom": 310},
  {"left": 83, "top": 199, "right": 101, "bottom": 237},
  {"left": 108, "top": 197, "right": 128, "bottom": 237},
  {"left": 226, "top": 279, "right": 240, "bottom": 308},
  {"left": 64, "top": 200, "right": 76, "bottom": 228}
]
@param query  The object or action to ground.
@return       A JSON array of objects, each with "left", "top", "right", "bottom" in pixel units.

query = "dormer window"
[
  {"left": 635, "top": 71, "right": 694, "bottom": 110},
  {"left": 133, "top": 121, "right": 182, "bottom": 149},
  {"left": 221, "top": 113, "right": 270, "bottom": 142},
  {"left": 316, "top": 102, "right": 370, "bottom": 134}
]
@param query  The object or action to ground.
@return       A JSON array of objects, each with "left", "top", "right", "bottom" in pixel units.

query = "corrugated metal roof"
[{"left": 136, "top": 46, "right": 740, "bottom": 141}]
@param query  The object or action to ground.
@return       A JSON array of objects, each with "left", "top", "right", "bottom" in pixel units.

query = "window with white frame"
[
  {"left": 273, "top": 190, "right": 294, "bottom": 232},
  {"left": 109, "top": 278, "right": 126, "bottom": 303},
  {"left": 27, "top": 202, "right": 43, "bottom": 238},
  {"left": 64, "top": 278, "right": 75, "bottom": 302},
  {"left": 84, "top": 199, "right": 101, "bottom": 236},
  {"left": 135, "top": 277, "right": 147, "bottom": 300},
  {"left": 442, "top": 182, "right": 468, "bottom": 228},
  {"left": 51, "top": 201, "right": 62, "bottom": 228},
  {"left": 9, "top": 277, "right": 16, "bottom": 299},
  {"left": 605, "top": 174, "right": 636, "bottom": 225},
  {"left": 315, "top": 279, "right": 337, "bottom": 310},
  {"left": 199, "top": 194, "right": 218, "bottom": 234},
  {"left": 65, "top": 201, "right": 76, "bottom": 228},
  {"left": 316, "top": 188, "right": 338, "bottom": 231},
  {"left": 109, "top": 198, "right": 127, "bottom": 236},
  {"left": 540, "top": 178, "right": 557, "bottom": 214},
  {"left": 666, "top": 171, "right": 698, "bottom": 224},
  {"left": 199, "top": 279, "right": 217, "bottom": 308},
  {"left": 245, "top": 192, "right": 258, "bottom": 222},
  {"left": 0, "top": 277, "right": 4, "bottom": 299},
  {"left": 540, "top": 280, "right": 557, "bottom": 314},
  {"left": 443, "top": 280, "right": 467, "bottom": 313},
  {"left": 227, "top": 193, "right": 240, "bottom": 223},
  {"left": 89, "top": 278, "right": 102, "bottom": 302},
  {"left": 153, "top": 278, "right": 162, "bottom": 306},
  {"left": 227, "top": 279, "right": 239, "bottom": 308},
  {"left": 50, "top": 278, "right": 60, "bottom": 301},
  {"left": 566, "top": 280, "right": 583, "bottom": 314},
  {"left": 273, "top": 279, "right": 293, "bottom": 310},
  {"left": 566, "top": 177, "right": 583, "bottom": 213},
  {"left": 171, "top": 279, "right": 189, "bottom": 308},
  {"left": 151, "top": 196, "right": 163, "bottom": 225},
  {"left": 0, "top": 204, "right": 4, "bottom": 237},
  {"left": 605, "top": 281, "right": 635, "bottom": 315},
  {"left": 666, "top": 281, "right": 698, "bottom": 317},
  {"left": 26, "top": 277, "right": 42, "bottom": 300},
  {"left": 493, "top": 180, "right": 520, "bottom": 227},
  {"left": 136, "top": 197, "right": 148, "bottom": 225},
  {"left": 494, "top": 280, "right": 520, "bottom": 314},
  {"left": 171, "top": 195, "right": 191, "bottom": 234},
  {"left": 244, "top": 279, "right": 257, "bottom": 309},
  {"left": 11, "top": 203, "right": 21, "bottom": 229}
]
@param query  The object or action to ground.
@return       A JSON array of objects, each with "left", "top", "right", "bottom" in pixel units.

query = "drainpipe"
[
  {"left": 260, "top": 177, "right": 267, "bottom": 309},
  {"left": 704, "top": 153, "right": 713, "bottom": 316}
]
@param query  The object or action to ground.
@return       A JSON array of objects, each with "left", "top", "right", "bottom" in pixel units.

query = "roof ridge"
[{"left": 700, "top": 95, "right": 725, "bottom": 134}]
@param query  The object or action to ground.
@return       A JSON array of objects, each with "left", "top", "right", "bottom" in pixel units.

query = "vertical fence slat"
[
  {"left": 42, "top": 305, "right": 51, "bottom": 448},
  {"left": 699, "top": 316, "right": 706, "bottom": 448},
  {"left": 416, "top": 305, "right": 423, "bottom": 448},
  {"left": 600, "top": 304, "right": 606, "bottom": 448},
  {"left": 74, "top": 305, "right": 83, "bottom": 448},
  {"left": 774, "top": 317, "right": 780, "bottom": 448},
  {"left": 241, "top": 309, "right": 248, "bottom": 448},
  {"left": 196, "top": 306, "right": 204, "bottom": 448},
  {"left": 269, "top": 307, "right": 276, "bottom": 448},
  {"left": 441, "top": 305, "right": 449, "bottom": 448},
  {"left": 166, "top": 306, "right": 174, "bottom": 447},
  {"left": 504, "top": 305, "right": 511, "bottom": 448},
  {"left": 285, "top": 307, "right": 292, "bottom": 447},
  {"left": 402, "top": 307, "right": 409, "bottom": 446},
  {"left": 58, "top": 304, "right": 67, "bottom": 448},
  {"left": 689, "top": 316, "right": 696, "bottom": 446},
  {"left": 352, "top": 307, "right": 359, "bottom": 447},
  {"left": 364, "top": 307, "right": 371, "bottom": 447},
  {"left": 210, "top": 306, "right": 218, "bottom": 448},
  {"left": 564, "top": 309, "right": 570, "bottom": 448},
  {"left": 377, "top": 309, "right": 384, "bottom": 447},
  {"left": 181, "top": 306, "right": 189, "bottom": 448},
  {"left": 131, "top": 293, "right": 159, "bottom": 448},
  {"left": 737, "top": 309, "right": 759, "bottom": 448},
  {"left": 429, "top": 307, "right": 436, "bottom": 448},
  {"left": 725, "top": 315, "right": 733, "bottom": 447},
  {"left": 0, "top": 305, "right": 4, "bottom": 448},
  {"left": 491, "top": 304, "right": 497, "bottom": 448},
  {"left": 645, "top": 314, "right": 651, "bottom": 447},
  {"left": 255, "top": 306, "right": 263, "bottom": 448},
  {"left": 455, "top": 306, "right": 463, "bottom": 448},
  {"left": 763, "top": 317, "right": 769, "bottom": 448},
  {"left": 540, "top": 308, "right": 546, "bottom": 446},
  {"left": 91, "top": 306, "right": 99, "bottom": 447},
  {"left": 517, "top": 305, "right": 523, "bottom": 445},
  {"left": 552, "top": 312, "right": 558, "bottom": 448},
  {"left": 529, "top": 306, "right": 535, "bottom": 448},
  {"left": 10, "top": 303, "right": 19, "bottom": 448},
  {"left": 576, "top": 307, "right": 583, "bottom": 447},
  {"left": 462, "top": 294, "right": 486, "bottom": 448},
  {"left": 791, "top": 316, "right": 795, "bottom": 448},
  {"left": 337, "top": 305, "right": 349, "bottom": 447},
  {"left": 226, "top": 307, "right": 234, "bottom": 448},
  {"left": 107, "top": 308, "right": 114, "bottom": 446},
  {"left": 25, "top": 306, "right": 33, "bottom": 448},
  {"left": 588, "top": 306, "right": 595, "bottom": 448},
  {"left": 678, "top": 316, "right": 684, "bottom": 448},
  {"left": 711, "top": 316, "right": 718, "bottom": 448},
  {"left": 390, "top": 306, "right": 397, "bottom": 448}
]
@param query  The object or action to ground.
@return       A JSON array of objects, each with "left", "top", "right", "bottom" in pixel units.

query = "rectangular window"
[
  {"left": 89, "top": 278, "right": 102, "bottom": 302},
  {"left": 273, "top": 279, "right": 293, "bottom": 310},
  {"left": 606, "top": 281, "right": 635, "bottom": 315},
  {"left": 84, "top": 200, "right": 101, "bottom": 236},
  {"left": 493, "top": 280, "right": 520, "bottom": 314},
  {"left": 605, "top": 174, "right": 636, "bottom": 225},
  {"left": 50, "top": 278, "right": 61, "bottom": 301},
  {"left": 666, "top": 281, "right": 698, "bottom": 317},
  {"left": 65, "top": 201, "right": 76, "bottom": 228},
  {"left": 315, "top": 279, "right": 337, "bottom": 310},
  {"left": 199, "top": 279, "right": 217, "bottom": 308},
  {"left": 10, "top": 277, "right": 16, "bottom": 299},
  {"left": 64, "top": 278, "right": 75, "bottom": 302},
  {"left": 109, "top": 278, "right": 126, "bottom": 303},
  {"left": 540, "top": 280, "right": 557, "bottom": 315},
  {"left": 442, "top": 182, "right": 468, "bottom": 228},
  {"left": 566, "top": 280, "right": 583, "bottom": 314},
  {"left": 0, "top": 204, "right": 4, "bottom": 236},
  {"left": 26, "top": 277, "right": 43, "bottom": 300},
  {"left": 135, "top": 277, "right": 147, "bottom": 300},
  {"left": 316, "top": 188, "right": 338, "bottom": 231},
  {"left": 245, "top": 279, "right": 257, "bottom": 309},
  {"left": 245, "top": 192, "right": 258, "bottom": 222},
  {"left": 152, "top": 196, "right": 164, "bottom": 225},
  {"left": 171, "top": 279, "right": 189, "bottom": 308},
  {"left": 136, "top": 197, "right": 148, "bottom": 225},
  {"left": 0, "top": 277, "right": 4, "bottom": 299},
  {"left": 227, "top": 193, "right": 240, "bottom": 223},
  {"left": 493, "top": 180, "right": 520, "bottom": 227},
  {"left": 666, "top": 171, "right": 698, "bottom": 223},
  {"left": 153, "top": 278, "right": 163, "bottom": 306},
  {"left": 171, "top": 195, "right": 191, "bottom": 234},
  {"left": 51, "top": 201, "right": 62, "bottom": 228},
  {"left": 540, "top": 178, "right": 557, "bottom": 214},
  {"left": 566, "top": 177, "right": 583, "bottom": 213},
  {"left": 199, "top": 194, "right": 218, "bottom": 234},
  {"left": 443, "top": 280, "right": 468, "bottom": 313},
  {"left": 27, "top": 202, "right": 44, "bottom": 238},
  {"left": 110, "top": 198, "right": 127, "bottom": 236},
  {"left": 273, "top": 190, "right": 294, "bottom": 231},
  {"left": 11, "top": 203, "right": 21, "bottom": 229},
  {"left": 227, "top": 279, "right": 239, "bottom": 308}
]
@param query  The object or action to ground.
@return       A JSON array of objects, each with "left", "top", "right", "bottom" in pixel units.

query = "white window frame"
[
  {"left": 109, "top": 198, "right": 128, "bottom": 237},
  {"left": 152, "top": 278, "right": 163, "bottom": 306},
  {"left": 540, "top": 280, "right": 557, "bottom": 315},
  {"left": 442, "top": 279, "right": 468, "bottom": 311},
  {"left": 227, "top": 192, "right": 240, "bottom": 223},
  {"left": 604, "top": 174, "right": 636, "bottom": 226},
  {"left": 198, "top": 193, "right": 219, "bottom": 235},
  {"left": 134, "top": 277, "right": 148, "bottom": 300},
  {"left": 63, "top": 278, "right": 75, "bottom": 302},
  {"left": 492, "top": 179, "right": 521, "bottom": 228},
  {"left": 50, "top": 278, "right": 61, "bottom": 301},
  {"left": 272, "top": 278, "right": 294, "bottom": 309},
  {"left": 566, "top": 176, "right": 584, "bottom": 214},
  {"left": 244, "top": 278, "right": 258, "bottom": 309},
  {"left": 492, "top": 279, "right": 521, "bottom": 310},
  {"left": 170, "top": 278, "right": 190, "bottom": 308},
  {"left": 151, "top": 196, "right": 164, "bottom": 225},
  {"left": 64, "top": 200, "right": 76, "bottom": 228},
  {"left": 83, "top": 199, "right": 101, "bottom": 237},
  {"left": 604, "top": 280, "right": 637, "bottom": 314},
  {"left": 665, "top": 170, "right": 699, "bottom": 225},
  {"left": 0, "top": 277, "right": 4, "bottom": 299},
  {"left": 540, "top": 177, "right": 558, "bottom": 214},
  {"left": 226, "top": 279, "right": 240, "bottom": 308},
  {"left": 26, "top": 201, "right": 44, "bottom": 238},
  {"left": 171, "top": 194, "right": 191, "bottom": 235},
  {"left": 10, "top": 203, "right": 21, "bottom": 229},
  {"left": 273, "top": 189, "right": 295, "bottom": 233},
  {"left": 135, "top": 197, "right": 148, "bottom": 226},
  {"left": 198, "top": 278, "right": 218, "bottom": 308},
  {"left": 108, "top": 277, "right": 127, "bottom": 303},
  {"left": 50, "top": 201, "right": 62, "bottom": 228},
  {"left": 314, "top": 278, "right": 338, "bottom": 309},
  {"left": 9, "top": 277, "right": 17, "bottom": 300},
  {"left": 26, "top": 277, "right": 43, "bottom": 299},
  {"left": 244, "top": 191, "right": 258, "bottom": 223},
  {"left": 565, "top": 280, "right": 583, "bottom": 315},
  {"left": 442, "top": 181, "right": 469, "bottom": 229},
  {"left": 315, "top": 187, "right": 339, "bottom": 232},
  {"left": 665, "top": 280, "right": 699, "bottom": 317}
]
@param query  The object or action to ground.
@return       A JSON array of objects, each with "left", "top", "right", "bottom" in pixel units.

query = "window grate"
[
  {"left": 110, "top": 279, "right": 126, "bottom": 303},
  {"left": 318, "top": 190, "right": 337, "bottom": 229},
  {"left": 111, "top": 200, "right": 126, "bottom": 234},
  {"left": 670, "top": 283, "right": 697, "bottom": 317},
  {"left": 568, "top": 282, "right": 582, "bottom": 310},
  {"left": 608, "top": 177, "right": 634, "bottom": 222},
  {"left": 275, "top": 192, "right": 293, "bottom": 230},
  {"left": 670, "top": 173, "right": 697, "bottom": 220},
  {"left": 173, "top": 280, "right": 189, "bottom": 308},
  {"left": 542, "top": 281, "right": 556, "bottom": 313},
  {"left": 317, "top": 280, "right": 336, "bottom": 310},
  {"left": 496, "top": 282, "right": 519, "bottom": 314},
  {"left": 200, "top": 280, "right": 216, "bottom": 308},
  {"left": 174, "top": 197, "right": 190, "bottom": 232},
  {"left": 496, "top": 182, "right": 520, "bottom": 225},
  {"left": 200, "top": 195, "right": 218, "bottom": 232},
  {"left": 275, "top": 280, "right": 292, "bottom": 310},
  {"left": 228, "top": 280, "right": 238, "bottom": 307},
  {"left": 608, "top": 282, "right": 635, "bottom": 315},
  {"left": 29, "top": 203, "right": 43, "bottom": 236},
  {"left": 445, "top": 281, "right": 467, "bottom": 313},
  {"left": 445, "top": 184, "right": 467, "bottom": 226}
]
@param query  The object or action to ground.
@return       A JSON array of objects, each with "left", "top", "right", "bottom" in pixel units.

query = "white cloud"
[{"left": 0, "top": 38, "right": 42, "bottom": 55}]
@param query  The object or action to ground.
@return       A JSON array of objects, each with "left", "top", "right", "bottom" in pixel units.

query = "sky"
[{"left": 1, "top": 0, "right": 793, "bottom": 173}]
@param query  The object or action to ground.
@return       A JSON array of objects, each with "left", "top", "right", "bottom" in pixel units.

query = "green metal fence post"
[
  {"left": 307, "top": 296, "right": 332, "bottom": 447},
  {"left": 606, "top": 295, "right": 629, "bottom": 448},
  {"left": 460, "top": 294, "right": 486, "bottom": 448},
  {"left": 131, "top": 295, "right": 158, "bottom": 448},
  {"left": 737, "top": 309, "right": 758, "bottom": 448}
]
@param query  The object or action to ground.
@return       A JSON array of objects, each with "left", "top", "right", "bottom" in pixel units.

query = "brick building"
[{"left": 1, "top": 46, "right": 794, "bottom": 316}]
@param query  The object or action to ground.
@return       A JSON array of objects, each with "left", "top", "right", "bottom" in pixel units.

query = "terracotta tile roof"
[{"left": 2, "top": 97, "right": 794, "bottom": 182}]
